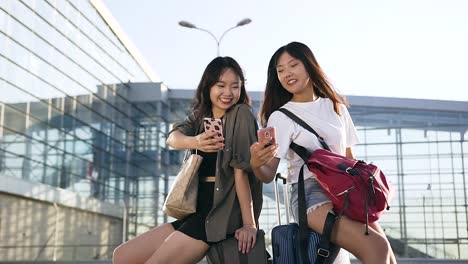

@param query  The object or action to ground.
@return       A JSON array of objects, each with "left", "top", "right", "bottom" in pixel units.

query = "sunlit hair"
[
  {"left": 192, "top": 56, "right": 250, "bottom": 124},
  {"left": 259, "top": 41, "right": 347, "bottom": 127}
]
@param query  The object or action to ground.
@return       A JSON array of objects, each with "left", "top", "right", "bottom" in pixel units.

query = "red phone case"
[{"left": 257, "top": 127, "right": 276, "bottom": 147}]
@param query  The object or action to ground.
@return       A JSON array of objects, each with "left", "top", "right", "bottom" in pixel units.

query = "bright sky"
[{"left": 103, "top": 0, "right": 468, "bottom": 101}]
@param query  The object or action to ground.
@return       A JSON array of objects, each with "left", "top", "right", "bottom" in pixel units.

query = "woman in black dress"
[{"left": 113, "top": 57, "right": 262, "bottom": 264}]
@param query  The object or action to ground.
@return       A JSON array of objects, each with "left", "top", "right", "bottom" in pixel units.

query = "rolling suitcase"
[{"left": 271, "top": 173, "right": 349, "bottom": 264}]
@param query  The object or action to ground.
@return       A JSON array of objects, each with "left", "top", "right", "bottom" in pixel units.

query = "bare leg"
[
  {"left": 307, "top": 202, "right": 393, "bottom": 264},
  {"left": 145, "top": 231, "right": 210, "bottom": 264},
  {"left": 369, "top": 222, "right": 397, "bottom": 264},
  {"left": 113, "top": 223, "right": 175, "bottom": 264}
]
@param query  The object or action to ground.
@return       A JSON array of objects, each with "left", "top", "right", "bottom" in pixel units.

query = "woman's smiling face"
[
  {"left": 210, "top": 68, "right": 241, "bottom": 118},
  {"left": 276, "top": 51, "right": 312, "bottom": 95}
]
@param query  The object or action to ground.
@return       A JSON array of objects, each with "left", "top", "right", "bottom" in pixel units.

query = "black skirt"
[{"left": 171, "top": 181, "right": 214, "bottom": 244}]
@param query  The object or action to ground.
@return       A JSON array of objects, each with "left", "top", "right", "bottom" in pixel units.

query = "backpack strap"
[
  {"left": 278, "top": 108, "right": 331, "bottom": 151},
  {"left": 297, "top": 164, "right": 310, "bottom": 264},
  {"left": 316, "top": 212, "right": 338, "bottom": 264}
]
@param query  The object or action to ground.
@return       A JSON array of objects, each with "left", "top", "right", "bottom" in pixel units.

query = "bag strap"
[
  {"left": 316, "top": 212, "right": 338, "bottom": 264},
  {"left": 277, "top": 108, "right": 336, "bottom": 264},
  {"left": 297, "top": 165, "right": 310, "bottom": 264},
  {"left": 277, "top": 108, "right": 331, "bottom": 151}
]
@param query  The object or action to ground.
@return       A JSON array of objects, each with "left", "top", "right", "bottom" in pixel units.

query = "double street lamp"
[{"left": 178, "top": 18, "right": 252, "bottom": 56}]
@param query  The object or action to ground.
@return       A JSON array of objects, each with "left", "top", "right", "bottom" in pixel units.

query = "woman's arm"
[
  {"left": 166, "top": 130, "right": 224, "bottom": 152},
  {"left": 166, "top": 130, "right": 197, "bottom": 150},
  {"left": 346, "top": 147, "right": 355, "bottom": 159},
  {"left": 235, "top": 168, "right": 256, "bottom": 227},
  {"left": 234, "top": 168, "right": 257, "bottom": 254}
]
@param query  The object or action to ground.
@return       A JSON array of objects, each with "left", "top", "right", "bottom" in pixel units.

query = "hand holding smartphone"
[{"left": 257, "top": 127, "right": 276, "bottom": 147}]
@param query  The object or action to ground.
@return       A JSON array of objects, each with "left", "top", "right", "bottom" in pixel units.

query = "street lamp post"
[{"left": 178, "top": 18, "right": 252, "bottom": 56}]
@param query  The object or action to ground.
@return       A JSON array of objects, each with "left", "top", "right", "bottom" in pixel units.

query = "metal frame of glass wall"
[
  {"left": 0, "top": 0, "right": 158, "bottom": 257},
  {"left": 350, "top": 105, "right": 468, "bottom": 259}
]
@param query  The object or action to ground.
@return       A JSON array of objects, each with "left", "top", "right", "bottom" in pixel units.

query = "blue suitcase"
[{"left": 271, "top": 174, "right": 347, "bottom": 264}]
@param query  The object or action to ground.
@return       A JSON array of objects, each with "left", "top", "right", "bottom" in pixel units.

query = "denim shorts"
[{"left": 289, "top": 177, "right": 332, "bottom": 223}]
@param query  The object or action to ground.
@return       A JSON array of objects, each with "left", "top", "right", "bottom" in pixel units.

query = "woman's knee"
[
  {"left": 144, "top": 233, "right": 209, "bottom": 264},
  {"left": 359, "top": 234, "right": 392, "bottom": 264},
  {"left": 112, "top": 244, "right": 127, "bottom": 264},
  {"left": 112, "top": 243, "right": 147, "bottom": 264}
]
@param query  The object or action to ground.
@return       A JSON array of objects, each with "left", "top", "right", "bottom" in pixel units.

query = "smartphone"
[
  {"left": 257, "top": 127, "right": 276, "bottom": 147},
  {"left": 203, "top": 118, "right": 223, "bottom": 138}
]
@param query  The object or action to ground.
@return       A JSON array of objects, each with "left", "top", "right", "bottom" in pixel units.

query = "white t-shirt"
[{"left": 267, "top": 97, "right": 359, "bottom": 184}]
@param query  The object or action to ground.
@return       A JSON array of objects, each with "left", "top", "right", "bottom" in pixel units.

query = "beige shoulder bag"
[{"left": 163, "top": 150, "right": 203, "bottom": 219}]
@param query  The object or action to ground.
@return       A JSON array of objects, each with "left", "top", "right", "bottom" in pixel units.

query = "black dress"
[{"left": 171, "top": 150, "right": 217, "bottom": 244}]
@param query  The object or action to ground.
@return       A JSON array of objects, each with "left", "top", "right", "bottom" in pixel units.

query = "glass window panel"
[
  {"left": 449, "top": 131, "right": 461, "bottom": 141},
  {"left": 0, "top": 78, "right": 36, "bottom": 104},
  {"left": 0, "top": 8, "right": 7, "bottom": 30},
  {"left": 44, "top": 150, "right": 60, "bottom": 167},
  {"left": 1, "top": 139, "right": 26, "bottom": 157},
  {"left": 3, "top": 41, "right": 66, "bottom": 99},
  {"left": 4, "top": 104, "right": 26, "bottom": 133},
  {"left": 75, "top": 126, "right": 92, "bottom": 141},
  {"left": 435, "top": 142, "right": 456, "bottom": 155},
  {"left": 449, "top": 156, "right": 464, "bottom": 171},
  {"left": 402, "top": 142, "right": 429, "bottom": 156},
  {"left": 3, "top": 154, "right": 24, "bottom": 178},
  {"left": 74, "top": 140, "right": 91, "bottom": 156},
  {"left": 436, "top": 157, "right": 457, "bottom": 170},
  {"left": 29, "top": 100, "right": 49, "bottom": 124},
  {"left": 402, "top": 158, "right": 431, "bottom": 175},
  {"left": 445, "top": 140, "right": 462, "bottom": 157},
  {"left": 401, "top": 128, "right": 425, "bottom": 142},
  {"left": 426, "top": 130, "right": 448, "bottom": 141},
  {"left": 27, "top": 157, "right": 45, "bottom": 182},
  {"left": 361, "top": 143, "right": 397, "bottom": 160},
  {"left": 34, "top": 1, "right": 130, "bottom": 82},
  {"left": 19, "top": 4, "right": 116, "bottom": 86},
  {"left": 30, "top": 139, "right": 45, "bottom": 156},
  {"left": 362, "top": 128, "right": 396, "bottom": 144},
  {"left": 68, "top": 0, "right": 123, "bottom": 51}
]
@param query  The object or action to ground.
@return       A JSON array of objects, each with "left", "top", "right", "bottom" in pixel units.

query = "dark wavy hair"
[
  {"left": 259, "top": 41, "right": 347, "bottom": 127},
  {"left": 191, "top": 56, "right": 250, "bottom": 125}
]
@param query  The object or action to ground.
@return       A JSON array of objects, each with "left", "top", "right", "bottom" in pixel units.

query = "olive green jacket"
[{"left": 169, "top": 104, "right": 263, "bottom": 242}]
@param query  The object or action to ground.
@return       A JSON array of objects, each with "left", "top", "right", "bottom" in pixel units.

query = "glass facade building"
[
  {"left": 0, "top": 0, "right": 166, "bottom": 260},
  {"left": 1, "top": 0, "right": 468, "bottom": 261},
  {"left": 349, "top": 98, "right": 468, "bottom": 259}
]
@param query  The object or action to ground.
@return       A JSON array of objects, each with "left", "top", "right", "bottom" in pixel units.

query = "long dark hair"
[
  {"left": 259, "top": 42, "right": 347, "bottom": 127},
  {"left": 191, "top": 57, "right": 250, "bottom": 125}
]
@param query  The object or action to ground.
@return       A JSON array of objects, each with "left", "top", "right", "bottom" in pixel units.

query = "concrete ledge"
[{"left": 0, "top": 175, "right": 123, "bottom": 218}]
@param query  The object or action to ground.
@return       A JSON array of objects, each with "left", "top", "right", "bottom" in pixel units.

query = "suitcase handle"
[
  {"left": 274, "top": 173, "right": 290, "bottom": 225},
  {"left": 275, "top": 173, "right": 287, "bottom": 184}
]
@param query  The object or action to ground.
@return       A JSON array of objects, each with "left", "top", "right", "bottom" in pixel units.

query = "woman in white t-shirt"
[{"left": 250, "top": 42, "right": 396, "bottom": 264}]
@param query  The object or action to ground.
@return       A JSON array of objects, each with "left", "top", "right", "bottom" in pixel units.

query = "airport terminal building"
[{"left": 1, "top": 0, "right": 467, "bottom": 261}]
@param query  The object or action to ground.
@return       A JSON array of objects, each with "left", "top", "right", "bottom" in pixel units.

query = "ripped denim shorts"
[{"left": 289, "top": 177, "right": 332, "bottom": 223}]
